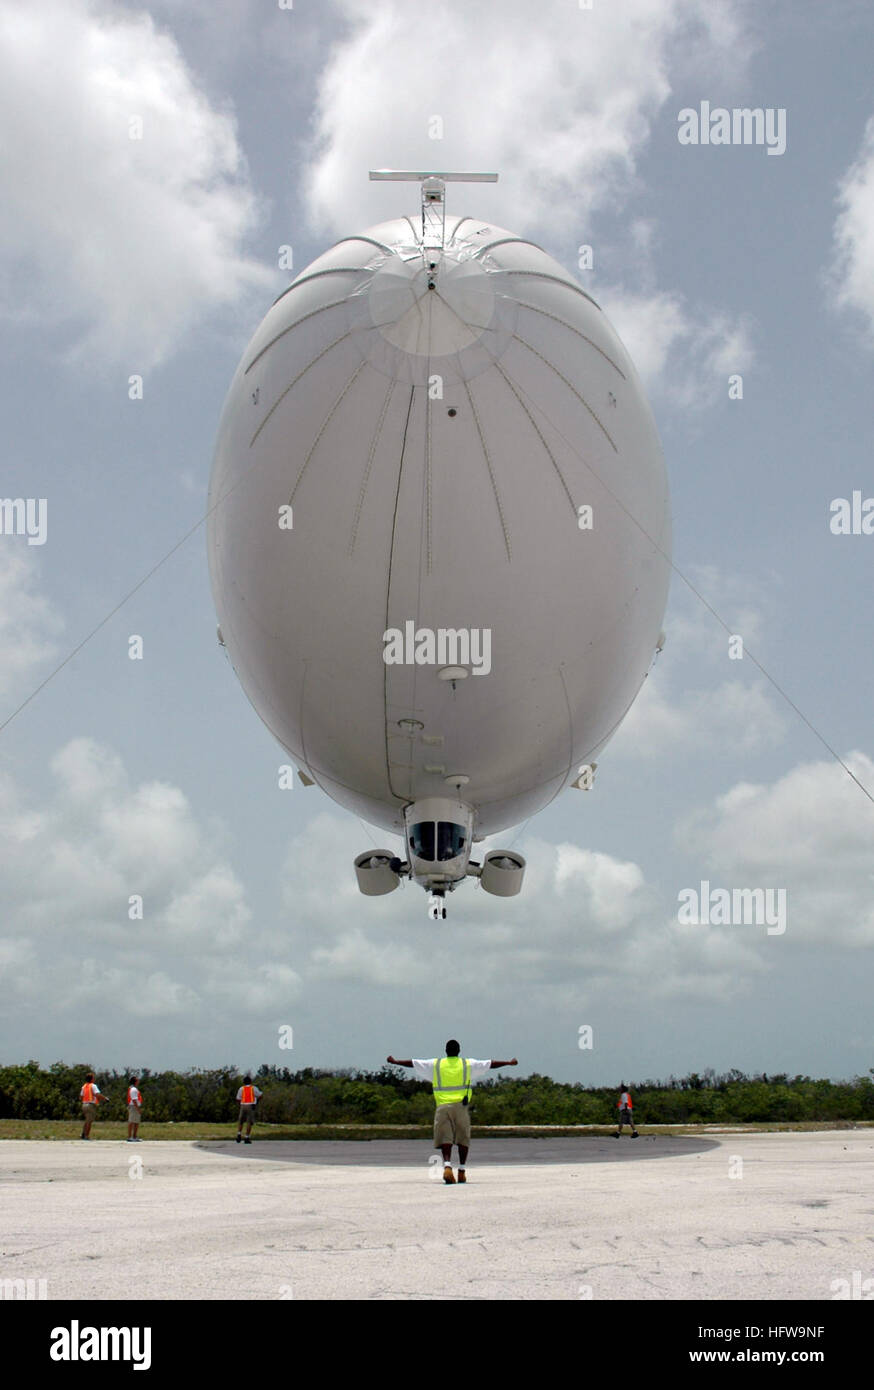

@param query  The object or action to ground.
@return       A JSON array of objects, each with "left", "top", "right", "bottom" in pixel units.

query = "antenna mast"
[{"left": 369, "top": 170, "right": 498, "bottom": 250}]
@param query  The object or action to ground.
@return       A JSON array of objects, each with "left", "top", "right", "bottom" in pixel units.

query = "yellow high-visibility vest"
[{"left": 432, "top": 1057, "right": 472, "bottom": 1106}]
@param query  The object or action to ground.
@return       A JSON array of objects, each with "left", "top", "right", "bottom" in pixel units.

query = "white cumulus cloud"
[
  {"left": 612, "top": 566, "right": 785, "bottom": 760},
  {"left": 0, "top": 737, "right": 276, "bottom": 1021},
  {"left": 679, "top": 753, "right": 874, "bottom": 947},
  {"left": 304, "top": 0, "right": 748, "bottom": 238},
  {"left": 302, "top": 0, "right": 754, "bottom": 406},
  {"left": 0, "top": 0, "right": 275, "bottom": 367},
  {"left": 599, "top": 287, "right": 755, "bottom": 406},
  {"left": 830, "top": 115, "right": 874, "bottom": 339},
  {"left": 0, "top": 545, "right": 63, "bottom": 703}
]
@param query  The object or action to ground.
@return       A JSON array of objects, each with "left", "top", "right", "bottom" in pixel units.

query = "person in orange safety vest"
[
  {"left": 235, "top": 1074, "right": 263, "bottom": 1144},
  {"left": 79, "top": 1073, "right": 105, "bottom": 1140},
  {"left": 614, "top": 1082, "right": 639, "bottom": 1138}
]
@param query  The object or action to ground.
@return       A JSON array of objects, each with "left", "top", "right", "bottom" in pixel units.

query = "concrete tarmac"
[{"left": 1, "top": 1132, "right": 871, "bottom": 1300}]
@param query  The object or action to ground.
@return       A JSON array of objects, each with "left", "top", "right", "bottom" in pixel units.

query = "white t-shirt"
[
  {"left": 619, "top": 1092, "right": 632, "bottom": 1109},
  {"left": 411, "top": 1058, "right": 492, "bottom": 1086},
  {"left": 127, "top": 1087, "right": 142, "bottom": 1107}
]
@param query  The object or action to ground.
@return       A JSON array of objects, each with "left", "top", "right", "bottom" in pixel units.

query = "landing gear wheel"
[{"left": 428, "top": 893, "right": 447, "bottom": 922}]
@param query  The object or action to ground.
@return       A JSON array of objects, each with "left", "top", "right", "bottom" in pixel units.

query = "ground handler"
[
  {"left": 79, "top": 1073, "right": 105, "bottom": 1140},
  {"left": 235, "top": 1075, "right": 263, "bottom": 1144},
  {"left": 614, "top": 1082, "right": 639, "bottom": 1138},
  {"left": 126, "top": 1077, "right": 143, "bottom": 1142},
  {"left": 387, "top": 1041, "right": 517, "bottom": 1183}
]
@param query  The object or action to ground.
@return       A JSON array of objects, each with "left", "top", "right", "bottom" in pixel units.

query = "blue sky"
[{"left": 1, "top": 0, "right": 872, "bottom": 1085}]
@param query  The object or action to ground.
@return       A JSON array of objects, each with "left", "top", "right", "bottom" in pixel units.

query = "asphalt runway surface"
[{"left": 2, "top": 1132, "right": 871, "bottom": 1300}]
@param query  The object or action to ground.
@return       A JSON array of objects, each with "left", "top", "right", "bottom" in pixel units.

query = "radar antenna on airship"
[{"left": 369, "top": 170, "right": 498, "bottom": 255}]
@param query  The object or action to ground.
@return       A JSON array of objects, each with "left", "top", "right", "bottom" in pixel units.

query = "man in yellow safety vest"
[{"left": 387, "top": 1041, "right": 517, "bottom": 1183}]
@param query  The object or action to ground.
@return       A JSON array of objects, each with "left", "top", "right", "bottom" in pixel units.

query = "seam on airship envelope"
[
  {"left": 447, "top": 216, "right": 477, "bottom": 244},
  {"left": 507, "top": 334, "right": 618, "bottom": 453},
  {"left": 511, "top": 300, "right": 628, "bottom": 379},
  {"left": 492, "top": 364, "right": 577, "bottom": 520},
  {"left": 349, "top": 378, "right": 397, "bottom": 556},
  {"left": 424, "top": 388, "right": 433, "bottom": 573},
  {"left": 463, "top": 379, "right": 511, "bottom": 561},
  {"left": 285, "top": 362, "right": 369, "bottom": 507},
  {"left": 470, "top": 236, "right": 547, "bottom": 260},
  {"left": 383, "top": 386, "right": 418, "bottom": 806},
  {"left": 249, "top": 328, "right": 362, "bottom": 448},
  {"left": 244, "top": 297, "right": 352, "bottom": 375},
  {"left": 502, "top": 267, "right": 602, "bottom": 313}
]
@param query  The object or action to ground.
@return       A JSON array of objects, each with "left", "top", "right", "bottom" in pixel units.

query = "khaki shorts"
[
  {"left": 618, "top": 1108, "right": 634, "bottom": 1125},
  {"left": 238, "top": 1105, "right": 256, "bottom": 1125},
  {"left": 433, "top": 1102, "right": 471, "bottom": 1148},
  {"left": 82, "top": 1103, "right": 97, "bottom": 1119},
  {"left": 128, "top": 1106, "right": 142, "bottom": 1123}
]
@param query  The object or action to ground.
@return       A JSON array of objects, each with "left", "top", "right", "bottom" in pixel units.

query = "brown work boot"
[
  {"left": 443, "top": 1165, "right": 456, "bottom": 1184},
  {"left": 457, "top": 1169, "right": 467, "bottom": 1183}
]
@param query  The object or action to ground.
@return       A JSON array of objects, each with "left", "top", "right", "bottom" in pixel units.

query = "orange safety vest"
[
  {"left": 618, "top": 1093, "right": 632, "bottom": 1109},
  {"left": 127, "top": 1087, "right": 140, "bottom": 1106},
  {"left": 81, "top": 1083, "right": 96, "bottom": 1103},
  {"left": 241, "top": 1085, "right": 255, "bottom": 1104}
]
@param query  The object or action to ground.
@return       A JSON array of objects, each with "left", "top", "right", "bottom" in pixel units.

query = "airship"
[{"left": 208, "top": 172, "right": 670, "bottom": 919}]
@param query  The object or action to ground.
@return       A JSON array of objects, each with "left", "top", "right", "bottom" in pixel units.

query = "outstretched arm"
[
  {"left": 386, "top": 1056, "right": 413, "bottom": 1067},
  {"left": 490, "top": 1058, "right": 518, "bottom": 1069}
]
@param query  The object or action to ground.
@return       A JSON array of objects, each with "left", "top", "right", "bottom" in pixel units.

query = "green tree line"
[{"left": 1, "top": 1061, "right": 873, "bottom": 1125}]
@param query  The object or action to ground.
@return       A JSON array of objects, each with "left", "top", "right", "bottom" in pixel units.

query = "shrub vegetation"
[{"left": 1, "top": 1061, "right": 872, "bottom": 1125}]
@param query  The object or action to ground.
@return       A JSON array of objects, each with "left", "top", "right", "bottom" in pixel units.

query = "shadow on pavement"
[{"left": 197, "top": 1135, "right": 721, "bottom": 1166}]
